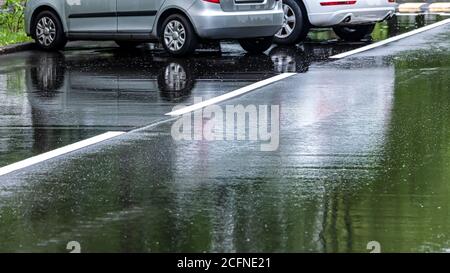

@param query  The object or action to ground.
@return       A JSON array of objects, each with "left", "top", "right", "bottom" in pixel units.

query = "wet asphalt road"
[
  {"left": 0, "top": 14, "right": 443, "bottom": 168},
  {"left": 0, "top": 16, "right": 450, "bottom": 252}
]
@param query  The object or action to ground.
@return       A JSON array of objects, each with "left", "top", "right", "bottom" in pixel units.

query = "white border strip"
[
  {"left": 330, "top": 18, "right": 450, "bottom": 59},
  {"left": 165, "top": 73, "right": 297, "bottom": 116},
  {"left": 0, "top": 131, "right": 125, "bottom": 177}
]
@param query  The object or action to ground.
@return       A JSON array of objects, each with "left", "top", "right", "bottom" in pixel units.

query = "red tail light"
[
  {"left": 320, "top": 1, "right": 357, "bottom": 6},
  {"left": 203, "top": 0, "right": 220, "bottom": 3}
]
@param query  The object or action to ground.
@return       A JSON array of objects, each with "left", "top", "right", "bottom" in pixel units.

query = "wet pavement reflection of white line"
[
  {"left": 165, "top": 73, "right": 297, "bottom": 116},
  {"left": 0, "top": 131, "right": 125, "bottom": 177},
  {"left": 330, "top": 18, "right": 450, "bottom": 59},
  {"left": 0, "top": 73, "right": 297, "bottom": 176}
]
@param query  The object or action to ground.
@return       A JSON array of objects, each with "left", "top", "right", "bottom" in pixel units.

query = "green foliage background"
[{"left": 0, "top": 0, "right": 30, "bottom": 46}]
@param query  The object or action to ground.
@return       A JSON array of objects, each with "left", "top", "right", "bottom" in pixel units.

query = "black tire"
[
  {"left": 333, "top": 24, "right": 376, "bottom": 42},
  {"left": 239, "top": 37, "right": 273, "bottom": 54},
  {"left": 115, "top": 41, "right": 143, "bottom": 49},
  {"left": 161, "top": 14, "right": 198, "bottom": 56},
  {"left": 33, "top": 11, "right": 67, "bottom": 50},
  {"left": 274, "top": 0, "right": 310, "bottom": 45}
]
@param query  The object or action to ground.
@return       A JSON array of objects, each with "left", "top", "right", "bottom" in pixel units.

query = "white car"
[{"left": 275, "top": 0, "right": 397, "bottom": 44}]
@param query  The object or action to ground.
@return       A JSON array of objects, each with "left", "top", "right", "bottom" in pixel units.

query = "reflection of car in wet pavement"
[
  {"left": 25, "top": 49, "right": 281, "bottom": 128},
  {"left": 27, "top": 42, "right": 362, "bottom": 100},
  {"left": 269, "top": 42, "right": 361, "bottom": 73},
  {"left": 26, "top": 50, "right": 276, "bottom": 102},
  {"left": 23, "top": 41, "right": 366, "bottom": 130}
]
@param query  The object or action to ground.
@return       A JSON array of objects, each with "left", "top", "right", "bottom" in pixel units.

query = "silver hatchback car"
[{"left": 24, "top": 0, "right": 284, "bottom": 56}]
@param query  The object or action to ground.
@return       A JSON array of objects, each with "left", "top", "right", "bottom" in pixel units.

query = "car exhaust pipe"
[{"left": 342, "top": 16, "right": 352, "bottom": 23}]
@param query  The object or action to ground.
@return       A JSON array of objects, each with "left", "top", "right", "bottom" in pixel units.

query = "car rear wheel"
[
  {"left": 274, "top": 0, "right": 310, "bottom": 45},
  {"left": 161, "top": 14, "right": 198, "bottom": 56},
  {"left": 33, "top": 11, "right": 67, "bottom": 50},
  {"left": 239, "top": 37, "right": 273, "bottom": 54},
  {"left": 333, "top": 24, "right": 376, "bottom": 42}
]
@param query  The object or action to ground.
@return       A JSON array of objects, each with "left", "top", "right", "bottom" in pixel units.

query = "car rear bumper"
[
  {"left": 309, "top": 7, "right": 397, "bottom": 27},
  {"left": 188, "top": 1, "right": 284, "bottom": 39}
]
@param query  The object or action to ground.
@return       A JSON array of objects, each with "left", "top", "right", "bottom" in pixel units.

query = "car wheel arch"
[
  {"left": 155, "top": 7, "right": 199, "bottom": 39},
  {"left": 30, "top": 5, "right": 67, "bottom": 38},
  {"left": 294, "top": 0, "right": 312, "bottom": 26}
]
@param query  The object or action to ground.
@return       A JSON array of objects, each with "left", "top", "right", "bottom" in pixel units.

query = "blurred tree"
[{"left": 0, "top": 0, "right": 26, "bottom": 33}]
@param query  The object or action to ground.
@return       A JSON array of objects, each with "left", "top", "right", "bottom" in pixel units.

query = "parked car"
[
  {"left": 24, "top": 0, "right": 284, "bottom": 56},
  {"left": 275, "top": 0, "right": 397, "bottom": 44}
]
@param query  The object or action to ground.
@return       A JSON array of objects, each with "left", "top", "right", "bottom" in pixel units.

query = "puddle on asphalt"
[
  {"left": 0, "top": 18, "right": 449, "bottom": 252},
  {"left": 0, "top": 15, "right": 450, "bottom": 252}
]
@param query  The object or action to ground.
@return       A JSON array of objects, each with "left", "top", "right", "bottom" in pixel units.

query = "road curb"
[
  {"left": 398, "top": 3, "right": 429, "bottom": 13},
  {"left": 398, "top": 2, "right": 450, "bottom": 14},
  {"left": 0, "top": 42, "right": 36, "bottom": 55},
  {"left": 429, "top": 2, "right": 450, "bottom": 13}
]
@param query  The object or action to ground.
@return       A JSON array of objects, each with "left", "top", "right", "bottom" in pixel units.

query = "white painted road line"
[
  {"left": 330, "top": 18, "right": 450, "bottom": 59},
  {"left": 165, "top": 73, "right": 297, "bottom": 116},
  {"left": 0, "top": 131, "right": 125, "bottom": 177},
  {"left": 3, "top": 19, "right": 447, "bottom": 176},
  {"left": 0, "top": 73, "right": 296, "bottom": 176}
]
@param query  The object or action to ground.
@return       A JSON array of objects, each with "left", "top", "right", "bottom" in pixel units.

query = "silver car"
[{"left": 24, "top": 0, "right": 284, "bottom": 56}]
